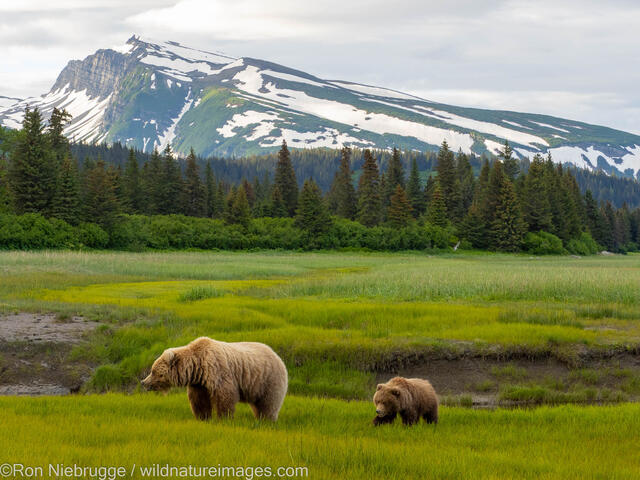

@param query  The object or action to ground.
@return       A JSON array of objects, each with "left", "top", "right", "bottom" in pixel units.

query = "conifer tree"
[
  {"left": 47, "top": 107, "right": 72, "bottom": 165},
  {"left": 460, "top": 204, "right": 487, "bottom": 249},
  {"left": 383, "top": 147, "right": 405, "bottom": 209},
  {"left": 426, "top": 181, "right": 448, "bottom": 227},
  {"left": 51, "top": 155, "right": 80, "bottom": 224},
  {"left": 482, "top": 159, "right": 505, "bottom": 226},
  {"left": 122, "top": 148, "right": 142, "bottom": 214},
  {"left": 214, "top": 181, "right": 226, "bottom": 219},
  {"left": 357, "top": 149, "right": 381, "bottom": 227},
  {"left": 270, "top": 184, "right": 288, "bottom": 218},
  {"left": 584, "top": 190, "right": 605, "bottom": 246},
  {"left": 0, "top": 155, "right": 11, "bottom": 213},
  {"left": 274, "top": 140, "right": 298, "bottom": 216},
  {"left": 521, "top": 154, "right": 552, "bottom": 231},
  {"left": 242, "top": 179, "right": 256, "bottom": 208},
  {"left": 387, "top": 184, "right": 412, "bottom": 228},
  {"left": 329, "top": 146, "right": 356, "bottom": 219},
  {"left": 435, "top": 140, "right": 462, "bottom": 222},
  {"left": 491, "top": 179, "right": 525, "bottom": 251},
  {"left": 159, "top": 145, "right": 183, "bottom": 214},
  {"left": 456, "top": 151, "right": 475, "bottom": 212},
  {"left": 83, "top": 158, "right": 120, "bottom": 229},
  {"left": 500, "top": 140, "right": 519, "bottom": 181},
  {"left": 295, "top": 179, "right": 332, "bottom": 234},
  {"left": 204, "top": 161, "right": 216, "bottom": 218},
  {"left": 143, "top": 147, "right": 163, "bottom": 214},
  {"left": 226, "top": 185, "right": 251, "bottom": 228},
  {"left": 406, "top": 157, "right": 425, "bottom": 217},
  {"left": 9, "top": 107, "right": 56, "bottom": 214},
  {"left": 183, "top": 148, "right": 205, "bottom": 217}
]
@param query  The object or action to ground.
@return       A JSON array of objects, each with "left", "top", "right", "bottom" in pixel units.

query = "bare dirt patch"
[
  {"left": 378, "top": 354, "right": 640, "bottom": 407},
  {"left": 0, "top": 313, "right": 100, "bottom": 396}
]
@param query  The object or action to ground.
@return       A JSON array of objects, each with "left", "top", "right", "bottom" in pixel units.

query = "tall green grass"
[{"left": 0, "top": 394, "right": 638, "bottom": 479}]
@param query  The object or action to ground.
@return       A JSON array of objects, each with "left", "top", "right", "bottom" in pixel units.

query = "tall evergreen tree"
[
  {"left": 270, "top": 184, "right": 288, "bottom": 218},
  {"left": 387, "top": 185, "right": 412, "bottom": 228},
  {"left": 426, "top": 181, "right": 448, "bottom": 227},
  {"left": 9, "top": 107, "right": 56, "bottom": 214},
  {"left": 51, "top": 155, "right": 80, "bottom": 224},
  {"left": 357, "top": 149, "right": 382, "bottom": 227},
  {"left": 460, "top": 204, "right": 487, "bottom": 249},
  {"left": 295, "top": 179, "right": 332, "bottom": 234},
  {"left": 0, "top": 155, "right": 11, "bottom": 213},
  {"left": 143, "top": 147, "right": 163, "bottom": 214},
  {"left": 491, "top": 179, "right": 525, "bottom": 251},
  {"left": 456, "top": 151, "right": 475, "bottom": 213},
  {"left": 584, "top": 190, "right": 605, "bottom": 246},
  {"left": 183, "top": 148, "right": 205, "bottom": 217},
  {"left": 225, "top": 185, "right": 251, "bottom": 228},
  {"left": 329, "top": 146, "right": 356, "bottom": 219},
  {"left": 204, "top": 162, "right": 216, "bottom": 218},
  {"left": 406, "top": 157, "right": 425, "bottom": 217},
  {"left": 500, "top": 140, "right": 519, "bottom": 181},
  {"left": 521, "top": 154, "right": 552, "bottom": 231},
  {"left": 122, "top": 148, "right": 142, "bottom": 214},
  {"left": 274, "top": 140, "right": 298, "bottom": 216},
  {"left": 383, "top": 147, "right": 405, "bottom": 210},
  {"left": 47, "top": 107, "right": 72, "bottom": 165},
  {"left": 83, "top": 158, "right": 120, "bottom": 229},
  {"left": 436, "top": 141, "right": 462, "bottom": 223},
  {"left": 159, "top": 145, "right": 183, "bottom": 214}
]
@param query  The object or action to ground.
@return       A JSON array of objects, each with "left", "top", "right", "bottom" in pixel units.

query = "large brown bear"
[
  {"left": 141, "top": 337, "right": 288, "bottom": 421},
  {"left": 372, "top": 376, "right": 438, "bottom": 426}
]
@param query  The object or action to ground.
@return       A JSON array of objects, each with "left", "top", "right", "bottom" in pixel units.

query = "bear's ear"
[
  {"left": 162, "top": 349, "right": 177, "bottom": 366},
  {"left": 376, "top": 384, "right": 383, "bottom": 391},
  {"left": 391, "top": 388, "right": 401, "bottom": 397}
]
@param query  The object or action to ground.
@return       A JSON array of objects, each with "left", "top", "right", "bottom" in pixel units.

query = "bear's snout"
[
  {"left": 376, "top": 409, "right": 383, "bottom": 416},
  {"left": 140, "top": 374, "right": 152, "bottom": 390}
]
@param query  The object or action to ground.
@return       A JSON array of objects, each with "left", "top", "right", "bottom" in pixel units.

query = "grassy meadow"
[{"left": 1, "top": 250, "right": 640, "bottom": 478}]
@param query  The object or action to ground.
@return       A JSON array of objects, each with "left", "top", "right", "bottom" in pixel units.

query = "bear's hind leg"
[
  {"left": 188, "top": 385, "right": 212, "bottom": 421},
  {"left": 423, "top": 409, "right": 438, "bottom": 424},
  {"left": 400, "top": 410, "right": 419, "bottom": 426}
]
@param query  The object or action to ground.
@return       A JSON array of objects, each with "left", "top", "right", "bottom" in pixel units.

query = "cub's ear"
[
  {"left": 391, "top": 388, "right": 401, "bottom": 397},
  {"left": 376, "top": 384, "right": 384, "bottom": 390}
]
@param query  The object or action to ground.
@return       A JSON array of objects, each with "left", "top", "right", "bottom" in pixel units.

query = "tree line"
[{"left": 1, "top": 107, "right": 639, "bottom": 253}]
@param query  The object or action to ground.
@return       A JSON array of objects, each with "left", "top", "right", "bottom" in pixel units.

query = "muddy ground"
[
  {"left": 379, "top": 354, "right": 640, "bottom": 407},
  {"left": 0, "top": 313, "right": 99, "bottom": 395}
]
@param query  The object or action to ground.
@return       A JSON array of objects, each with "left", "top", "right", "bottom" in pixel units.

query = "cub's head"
[
  {"left": 373, "top": 383, "right": 403, "bottom": 417},
  {"left": 141, "top": 349, "right": 178, "bottom": 392}
]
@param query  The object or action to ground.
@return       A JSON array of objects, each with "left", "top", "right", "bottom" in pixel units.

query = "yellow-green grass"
[
  {"left": 0, "top": 394, "right": 639, "bottom": 479},
  {"left": 2, "top": 250, "right": 640, "bottom": 397}
]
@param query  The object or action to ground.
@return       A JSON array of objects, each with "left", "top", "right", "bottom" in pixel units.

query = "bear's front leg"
[
  {"left": 373, "top": 413, "right": 397, "bottom": 426},
  {"left": 188, "top": 385, "right": 212, "bottom": 420},
  {"left": 213, "top": 386, "right": 238, "bottom": 419},
  {"left": 400, "top": 410, "right": 419, "bottom": 426}
]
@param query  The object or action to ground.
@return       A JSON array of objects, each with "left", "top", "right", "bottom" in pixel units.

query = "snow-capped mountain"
[
  {"left": 0, "top": 96, "right": 21, "bottom": 110},
  {"left": 2, "top": 35, "right": 640, "bottom": 178}
]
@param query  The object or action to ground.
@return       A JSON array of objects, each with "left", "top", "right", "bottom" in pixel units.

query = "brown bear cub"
[
  {"left": 373, "top": 376, "right": 438, "bottom": 426},
  {"left": 141, "top": 337, "right": 288, "bottom": 421}
]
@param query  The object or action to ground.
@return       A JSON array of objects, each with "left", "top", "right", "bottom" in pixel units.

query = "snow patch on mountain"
[
  {"left": 329, "top": 81, "right": 424, "bottom": 100},
  {"left": 217, "top": 110, "right": 283, "bottom": 139},
  {"left": 232, "top": 66, "right": 475, "bottom": 152},
  {"left": 0, "top": 96, "right": 20, "bottom": 110},
  {"left": 156, "top": 90, "right": 193, "bottom": 150}
]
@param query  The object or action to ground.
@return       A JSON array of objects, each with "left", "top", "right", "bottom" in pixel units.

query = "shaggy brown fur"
[
  {"left": 372, "top": 377, "right": 438, "bottom": 426},
  {"left": 141, "top": 337, "right": 288, "bottom": 421}
]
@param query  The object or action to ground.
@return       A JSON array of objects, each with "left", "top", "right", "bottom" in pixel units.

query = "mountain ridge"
[{"left": 2, "top": 35, "right": 639, "bottom": 179}]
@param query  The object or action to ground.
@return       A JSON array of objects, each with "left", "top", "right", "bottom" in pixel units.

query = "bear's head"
[
  {"left": 141, "top": 349, "right": 178, "bottom": 392},
  {"left": 373, "top": 383, "right": 405, "bottom": 417}
]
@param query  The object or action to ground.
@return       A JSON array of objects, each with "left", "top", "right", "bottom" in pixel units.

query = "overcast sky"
[{"left": 1, "top": 0, "right": 639, "bottom": 134}]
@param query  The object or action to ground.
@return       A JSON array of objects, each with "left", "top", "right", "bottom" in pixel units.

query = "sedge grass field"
[{"left": 1, "top": 250, "right": 640, "bottom": 478}]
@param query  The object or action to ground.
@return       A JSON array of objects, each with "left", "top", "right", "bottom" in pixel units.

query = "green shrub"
[
  {"left": 524, "top": 231, "right": 566, "bottom": 255},
  {"left": 566, "top": 232, "right": 600, "bottom": 256}
]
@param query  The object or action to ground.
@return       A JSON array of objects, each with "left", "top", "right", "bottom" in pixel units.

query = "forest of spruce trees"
[{"left": 0, "top": 106, "right": 639, "bottom": 254}]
